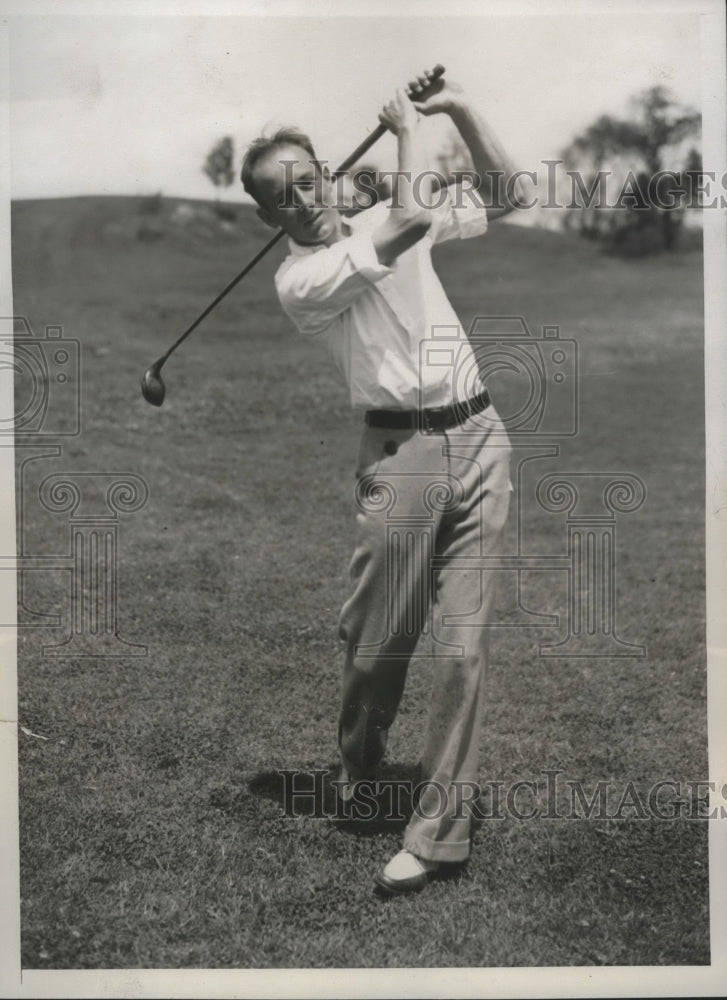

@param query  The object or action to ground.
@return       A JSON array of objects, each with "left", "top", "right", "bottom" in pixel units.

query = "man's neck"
[
  {"left": 323, "top": 212, "right": 347, "bottom": 246},
  {"left": 292, "top": 211, "right": 348, "bottom": 249}
]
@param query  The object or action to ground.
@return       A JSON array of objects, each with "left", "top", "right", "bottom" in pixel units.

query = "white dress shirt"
[{"left": 275, "top": 185, "right": 489, "bottom": 411}]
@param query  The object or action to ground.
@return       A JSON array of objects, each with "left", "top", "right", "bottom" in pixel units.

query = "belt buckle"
[{"left": 421, "top": 406, "right": 443, "bottom": 434}]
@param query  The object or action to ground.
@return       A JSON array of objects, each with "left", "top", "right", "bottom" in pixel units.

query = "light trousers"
[{"left": 337, "top": 407, "right": 512, "bottom": 862}]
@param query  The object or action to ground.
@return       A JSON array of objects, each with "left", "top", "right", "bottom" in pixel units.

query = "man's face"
[{"left": 252, "top": 143, "right": 343, "bottom": 246}]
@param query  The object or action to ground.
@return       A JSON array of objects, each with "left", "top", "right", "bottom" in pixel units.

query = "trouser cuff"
[{"left": 402, "top": 831, "right": 471, "bottom": 864}]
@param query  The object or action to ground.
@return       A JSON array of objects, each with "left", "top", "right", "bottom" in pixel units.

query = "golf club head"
[{"left": 141, "top": 362, "right": 166, "bottom": 406}]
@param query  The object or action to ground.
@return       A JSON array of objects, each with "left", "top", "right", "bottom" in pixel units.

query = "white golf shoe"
[{"left": 374, "top": 849, "right": 440, "bottom": 895}]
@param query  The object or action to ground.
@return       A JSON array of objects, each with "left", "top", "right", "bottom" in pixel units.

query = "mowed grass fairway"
[{"left": 12, "top": 197, "right": 708, "bottom": 968}]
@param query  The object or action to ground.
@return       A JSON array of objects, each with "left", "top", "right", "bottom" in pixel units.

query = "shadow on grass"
[{"left": 246, "top": 761, "right": 428, "bottom": 837}]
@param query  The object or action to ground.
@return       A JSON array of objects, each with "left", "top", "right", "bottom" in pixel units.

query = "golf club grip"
[{"left": 334, "top": 64, "right": 446, "bottom": 175}]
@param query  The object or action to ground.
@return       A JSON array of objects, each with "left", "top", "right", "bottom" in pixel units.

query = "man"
[{"left": 240, "top": 70, "right": 524, "bottom": 894}]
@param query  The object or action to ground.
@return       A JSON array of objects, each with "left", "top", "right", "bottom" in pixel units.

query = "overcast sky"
[{"left": 6, "top": 2, "right": 706, "bottom": 202}]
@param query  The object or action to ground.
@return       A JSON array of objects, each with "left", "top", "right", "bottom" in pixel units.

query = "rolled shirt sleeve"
[
  {"left": 275, "top": 230, "right": 393, "bottom": 336},
  {"left": 428, "top": 182, "right": 488, "bottom": 245}
]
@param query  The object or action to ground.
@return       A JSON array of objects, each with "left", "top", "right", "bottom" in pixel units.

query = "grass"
[{"left": 12, "top": 196, "right": 708, "bottom": 967}]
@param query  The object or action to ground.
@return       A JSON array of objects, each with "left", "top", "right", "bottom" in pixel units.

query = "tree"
[
  {"left": 203, "top": 136, "right": 235, "bottom": 196},
  {"left": 433, "top": 128, "right": 473, "bottom": 184},
  {"left": 562, "top": 86, "right": 701, "bottom": 253}
]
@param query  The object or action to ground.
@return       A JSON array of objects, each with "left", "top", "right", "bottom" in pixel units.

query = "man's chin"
[
  {"left": 298, "top": 214, "right": 343, "bottom": 246},
  {"left": 298, "top": 231, "right": 328, "bottom": 246}
]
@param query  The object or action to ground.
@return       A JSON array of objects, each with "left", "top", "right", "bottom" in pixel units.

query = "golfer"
[{"left": 241, "top": 70, "right": 524, "bottom": 894}]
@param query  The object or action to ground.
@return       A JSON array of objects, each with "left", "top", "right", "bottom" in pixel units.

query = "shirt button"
[{"left": 384, "top": 440, "right": 398, "bottom": 456}]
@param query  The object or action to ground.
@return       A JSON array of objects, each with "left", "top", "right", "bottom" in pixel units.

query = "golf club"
[{"left": 141, "top": 64, "right": 446, "bottom": 406}]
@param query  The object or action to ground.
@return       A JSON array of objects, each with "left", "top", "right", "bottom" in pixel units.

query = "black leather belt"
[{"left": 365, "top": 389, "right": 491, "bottom": 433}]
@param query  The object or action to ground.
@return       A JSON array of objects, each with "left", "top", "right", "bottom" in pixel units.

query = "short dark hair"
[{"left": 240, "top": 126, "right": 319, "bottom": 202}]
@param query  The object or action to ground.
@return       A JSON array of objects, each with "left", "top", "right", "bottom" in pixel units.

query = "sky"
[{"left": 5, "top": 2, "right": 707, "bottom": 202}]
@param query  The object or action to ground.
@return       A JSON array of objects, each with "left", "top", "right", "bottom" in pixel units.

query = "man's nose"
[{"left": 293, "top": 187, "right": 316, "bottom": 212}]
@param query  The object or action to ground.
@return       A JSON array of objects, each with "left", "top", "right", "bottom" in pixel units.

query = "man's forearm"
[
  {"left": 448, "top": 99, "right": 525, "bottom": 215},
  {"left": 396, "top": 120, "right": 435, "bottom": 213},
  {"left": 373, "top": 90, "right": 435, "bottom": 264}
]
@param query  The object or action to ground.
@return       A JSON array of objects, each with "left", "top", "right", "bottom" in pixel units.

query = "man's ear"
[{"left": 256, "top": 206, "right": 276, "bottom": 228}]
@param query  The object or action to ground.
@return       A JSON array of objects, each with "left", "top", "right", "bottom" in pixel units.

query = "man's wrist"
[
  {"left": 446, "top": 96, "right": 472, "bottom": 121},
  {"left": 396, "top": 119, "right": 420, "bottom": 137}
]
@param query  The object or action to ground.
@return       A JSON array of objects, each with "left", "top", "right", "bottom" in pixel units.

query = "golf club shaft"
[
  {"left": 160, "top": 64, "right": 445, "bottom": 361},
  {"left": 333, "top": 123, "right": 390, "bottom": 176},
  {"left": 336, "top": 63, "right": 445, "bottom": 173},
  {"left": 159, "top": 229, "right": 286, "bottom": 363}
]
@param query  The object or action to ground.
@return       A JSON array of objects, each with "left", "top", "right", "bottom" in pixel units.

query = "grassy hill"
[{"left": 12, "top": 196, "right": 707, "bottom": 968}]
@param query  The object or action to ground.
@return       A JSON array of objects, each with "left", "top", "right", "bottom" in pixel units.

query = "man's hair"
[{"left": 240, "top": 126, "right": 319, "bottom": 203}]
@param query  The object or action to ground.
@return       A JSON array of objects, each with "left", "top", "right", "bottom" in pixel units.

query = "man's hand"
[
  {"left": 378, "top": 89, "right": 420, "bottom": 135},
  {"left": 411, "top": 78, "right": 465, "bottom": 117},
  {"left": 412, "top": 77, "right": 527, "bottom": 218}
]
